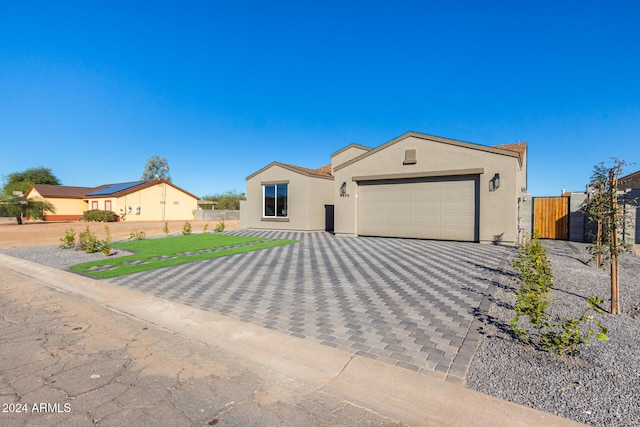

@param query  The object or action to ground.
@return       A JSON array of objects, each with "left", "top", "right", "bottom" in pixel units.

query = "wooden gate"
[{"left": 533, "top": 197, "right": 569, "bottom": 239}]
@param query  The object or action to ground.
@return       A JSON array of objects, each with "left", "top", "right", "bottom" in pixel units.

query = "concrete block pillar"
[
  {"left": 569, "top": 193, "right": 587, "bottom": 242},
  {"left": 518, "top": 194, "right": 533, "bottom": 244}
]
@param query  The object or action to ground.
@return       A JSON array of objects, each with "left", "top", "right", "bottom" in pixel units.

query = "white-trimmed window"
[
  {"left": 91, "top": 201, "right": 98, "bottom": 210},
  {"left": 105, "top": 200, "right": 112, "bottom": 211},
  {"left": 263, "top": 183, "right": 288, "bottom": 217}
]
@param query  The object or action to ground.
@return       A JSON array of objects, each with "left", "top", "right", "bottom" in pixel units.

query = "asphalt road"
[{"left": 0, "top": 264, "right": 401, "bottom": 426}]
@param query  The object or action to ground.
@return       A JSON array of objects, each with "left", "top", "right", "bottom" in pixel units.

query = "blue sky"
[{"left": 1, "top": 1, "right": 638, "bottom": 198}]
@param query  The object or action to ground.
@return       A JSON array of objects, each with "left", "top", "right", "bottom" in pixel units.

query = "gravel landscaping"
[
  {"left": 467, "top": 240, "right": 640, "bottom": 427},
  {"left": 0, "top": 245, "right": 135, "bottom": 270}
]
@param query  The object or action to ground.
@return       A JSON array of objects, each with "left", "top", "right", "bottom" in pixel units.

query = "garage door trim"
[{"left": 352, "top": 167, "right": 484, "bottom": 182}]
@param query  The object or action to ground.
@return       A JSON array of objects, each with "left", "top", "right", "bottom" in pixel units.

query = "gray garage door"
[{"left": 357, "top": 177, "right": 477, "bottom": 241}]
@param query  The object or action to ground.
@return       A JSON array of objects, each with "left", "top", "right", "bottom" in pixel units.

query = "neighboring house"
[
  {"left": 562, "top": 170, "right": 639, "bottom": 245},
  {"left": 240, "top": 131, "right": 528, "bottom": 244},
  {"left": 620, "top": 170, "right": 640, "bottom": 190},
  {"left": 24, "top": 180, "right": 199, "bottom": 222},
  {"left": 24, "top": 185, "right": 101, "bottom": 221},
  {"left": 620, "top": 170, "right": 640, "bottom": 244}
]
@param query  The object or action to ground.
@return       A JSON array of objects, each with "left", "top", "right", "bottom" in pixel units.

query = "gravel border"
[
  {"left": 466, "top": 240, "right": 640, "bottom": 427},
  {"left": 0, "top": 245, "right": 135, "bottom": 271}
]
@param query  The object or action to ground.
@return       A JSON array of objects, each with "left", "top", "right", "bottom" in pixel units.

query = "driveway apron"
[{"left": 108, "top": 231, "right": 510, "bottom": 382}]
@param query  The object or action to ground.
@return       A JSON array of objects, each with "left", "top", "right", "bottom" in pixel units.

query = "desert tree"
[
  {"left": 0, "top": 166, "right": 60, "bottom": 224},
  {"left": 581, "top": 159, "right": 635, "bottom": 314},
  {"left": 2, "top": 167, "right": 61, "bottom": 196},
  {"left": 0, "top": 194, "right": 55, "bottom": 224},
  {"left": 581, "top": 163, "right": 608, "bottom": 267},
  {"left": 141, "top": 155, "right": 171, "bottom": 182}
]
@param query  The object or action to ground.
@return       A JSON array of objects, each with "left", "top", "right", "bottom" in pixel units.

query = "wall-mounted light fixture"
[
  {"left": 340, "top": 182, "right": 349, "bottom": 197},
  {"left": 135, "top": 206, "right": 140, "bottom": 215},
  {"left": 128, "top": 206, "right": 132, "bottom": 213},
  {"left": 489, "top": 173, "right": 500, "bottom": 192}
]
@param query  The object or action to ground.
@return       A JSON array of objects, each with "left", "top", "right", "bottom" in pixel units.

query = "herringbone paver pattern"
[{"left": 109, "top": 231, "right": 510, "bottom": 381}]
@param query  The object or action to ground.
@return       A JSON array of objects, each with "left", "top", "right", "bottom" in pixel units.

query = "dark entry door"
[{"left": 325, "top": 204, "right": 334, "bottom": 233}]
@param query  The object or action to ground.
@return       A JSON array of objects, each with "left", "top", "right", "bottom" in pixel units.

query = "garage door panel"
[
  {"left": 388, "top": 214, "right": 412, "bottom": 225},
  {"left": 387, "top": 188, "right": 412, "bottom": 199},
  {"left": 358, "top": 178, "right": 477, "bottom": 241},
  {"left": 414, "top": 186, "right": 441, "bottom": 197},
  {"left": 444, "top": 229, "right": 472, "bottom": 241},
  {"left": 444, "top": 200, "right": 474, "bottom": 211},
  {"left": 414, "top": 227, "right": 444, "bottom": 240},
  {"left": 387, "top": 227, "right": 415, "bottom": 239},
  {"left": 359, "top": 188, "right": 386, "bottom": 201},
  {"left": 387, "top": 202, "right": 412, "bottom": 212}
]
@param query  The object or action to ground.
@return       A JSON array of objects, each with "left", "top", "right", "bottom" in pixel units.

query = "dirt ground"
[{"left": 0, "top": 219, "right": 240, "bottom": 249}]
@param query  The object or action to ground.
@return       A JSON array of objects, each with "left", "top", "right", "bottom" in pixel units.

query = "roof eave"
[
  {"left": 85, "top": 180, "right": 200, "bottom": 200},
  {"left": 246, "top": 162, "right": 334, "bottom": 181},
  {"left": 333, "top": 131, "right": 521, "bottom": 172}
]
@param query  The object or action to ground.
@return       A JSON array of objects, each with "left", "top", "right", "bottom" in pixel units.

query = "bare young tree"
[
  {"left": 581, "top": 159, "right": 635, "bottom": 314},
  {"left": 582, "top": 163, "right": 608, "bottom": 267}
]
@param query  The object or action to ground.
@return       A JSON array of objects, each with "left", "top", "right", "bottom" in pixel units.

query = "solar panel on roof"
[{"left": 86, "top": 181, "right": 147, "bottom": 196}]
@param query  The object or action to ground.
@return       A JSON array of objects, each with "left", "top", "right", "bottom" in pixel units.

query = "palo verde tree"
[
  {"left": 580, "top": 159, "right": 635, "bottom": 314},
  {"left": 141, "top": 155, "right": 171, "bottom": 182}
]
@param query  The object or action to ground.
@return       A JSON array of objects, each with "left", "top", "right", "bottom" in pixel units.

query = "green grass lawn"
[{"left": 70, "top": 234, "right": 297, "bottom": 279}]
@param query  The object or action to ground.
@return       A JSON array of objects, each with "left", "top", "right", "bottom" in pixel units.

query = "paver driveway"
[{"left": 109, "top": 230, "right": 510, "bottom": 382}]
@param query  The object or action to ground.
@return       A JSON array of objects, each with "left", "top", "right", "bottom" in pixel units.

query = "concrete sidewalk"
[{"left": 0, "top": 254, "right": 586, "bottom": 426}]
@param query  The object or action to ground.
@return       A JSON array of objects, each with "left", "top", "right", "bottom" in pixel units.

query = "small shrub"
[
  {"left": 214, "top": 219, "right": 225, "bottom": 233},
  {"left": 59, "top": 227, "right": 76, "bottom": 249},
  {"left": 77, "top": 226, "right": 112, "bottom": 255},
  {"left": 78, "top": 227, "right": 102, "bottom": 253},
  {"left": 540, "top": 296, "right": 609, "bottom": 355},
  {"left": 101, "top": 225, "right": 112, "bottom": 256},
  {"left": 510, "top": 235, "right": 608, "bottom": 355},
  {"left": 510, "top": 237, "right": 553, "bottom": 336},
  {"left": 182, "top": 221, "right": 192, "bottom": 235},
  {"left": 203, "top": 223, "right": 209, "bottom": 233},
  {"left": 163, "top": 222, "right": 169, "bottom": 235},
  {"left": 83, "top": 209, "right": 118, "bottom": 222},
  {"left": 129, "top": 229, "right": 147, "bottom": 241}
]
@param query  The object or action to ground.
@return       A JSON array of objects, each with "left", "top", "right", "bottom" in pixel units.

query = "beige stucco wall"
[
  {"left": 331, "top": 145, "right": 371, "bottom": 171},
  {"left": 87, "top": 182, "right": 198, "bottom": 222},
  {"left": 333, "top": 135, "right": 525, "bottom": 244},
  {"left": 240, "top": 165, "right": 334, "bottom": 231},
  {"left": 26, "top": 189, "right": 88, "bottom": 219}
]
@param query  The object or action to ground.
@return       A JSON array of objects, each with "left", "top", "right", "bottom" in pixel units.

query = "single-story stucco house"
[
  {"left": 25, "top": 180, "right": 199, "bottom": 222},
  {"left": 23, "top": 184, "right": 98, "bottom": 221},
  {"left": 240, "top": 131, "right": 528, "bottom": 245}
]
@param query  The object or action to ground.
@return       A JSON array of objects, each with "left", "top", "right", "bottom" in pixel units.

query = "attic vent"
[{"left": 403, "top": 149, "right": 417, "bottom": 165}]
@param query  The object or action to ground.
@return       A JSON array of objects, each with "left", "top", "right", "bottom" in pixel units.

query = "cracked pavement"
[{"left": 0, "top": 266, "right": 403, "bottom": 426}]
